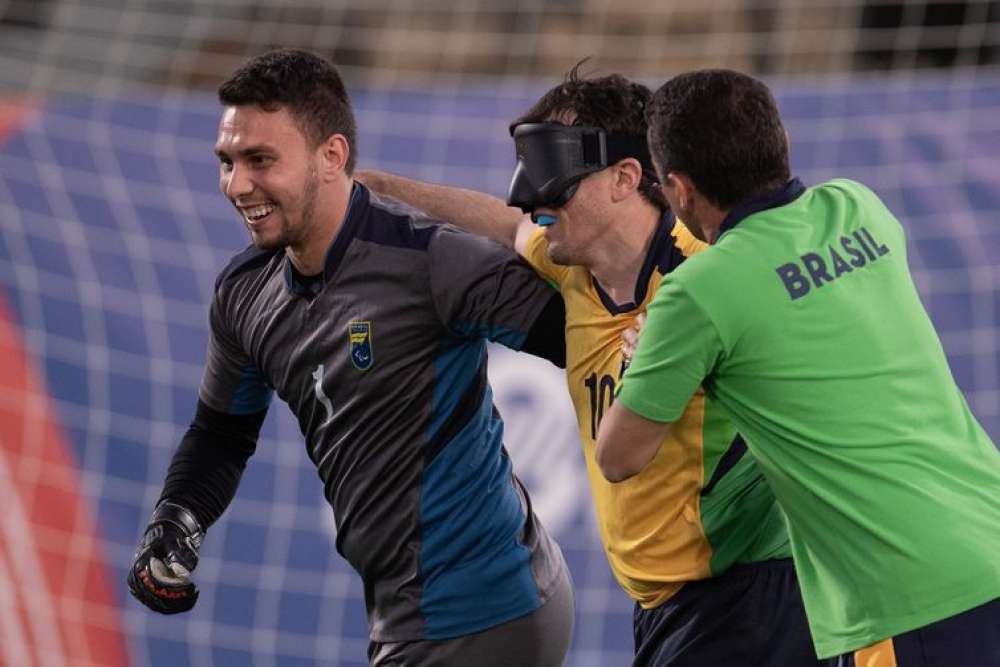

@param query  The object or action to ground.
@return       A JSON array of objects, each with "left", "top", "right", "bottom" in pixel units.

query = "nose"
[{"left": 221, "top": 163, "right": 253, "bottom": 200}]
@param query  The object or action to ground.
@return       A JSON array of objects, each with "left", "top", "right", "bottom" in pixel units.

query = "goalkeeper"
[
  {"left": 359, "top": 65, "right": 820, "bottom": 665},
  {"left": 597, "top": 69, "right": 1000, "bottom": 664},
  {"left": 127, "top": 48, "right": 574, "bottom": 667}
]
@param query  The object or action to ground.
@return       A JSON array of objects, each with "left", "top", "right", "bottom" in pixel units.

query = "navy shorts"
[
  {"left": 829, "top": 596, "right": 1000, "bottom": 667},
  {"left": 633, "top": 558, "right": 820, "bottom": 666}
]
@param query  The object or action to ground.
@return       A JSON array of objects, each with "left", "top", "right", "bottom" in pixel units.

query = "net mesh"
[
  {"left": 1, "top": 2, "right": 998, "bottom": 665},
  {"left": 2, "top": 0, "right": 999, "bottom": 94}
]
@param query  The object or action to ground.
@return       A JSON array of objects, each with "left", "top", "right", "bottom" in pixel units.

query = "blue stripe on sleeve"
[{"left": 227, "top": 365, "right": 272, "bottom": 415}]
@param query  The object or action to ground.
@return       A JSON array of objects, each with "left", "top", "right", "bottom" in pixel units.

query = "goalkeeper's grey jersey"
[{"left": 199, "top": 183, "right": 566, "bottom": 642}]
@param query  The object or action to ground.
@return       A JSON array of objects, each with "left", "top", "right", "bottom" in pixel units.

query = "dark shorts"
[
  {"left": 367, "top": 565, "right": 574, "bottom": 667},
  {"left": 828, "top": 596, "right": 1000, "bottom": 667},
  {"left": 633, "top": 558, "right": 820, "bottom": 666}
]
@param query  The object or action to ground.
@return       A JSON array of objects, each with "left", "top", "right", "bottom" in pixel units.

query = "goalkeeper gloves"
[{"left": 127, "top": 501, "right": 204, "bottom": 614}]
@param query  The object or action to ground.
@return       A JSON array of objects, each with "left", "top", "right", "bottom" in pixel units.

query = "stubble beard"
[
  {"left": 546, "top": 227, "right": 588, "bottom": 267},
  {"left": 544, "top": 225, "right": 575, "bottom": 266},
  {"left": 249, "top": 226, "right": 281, "bottom": 251},
  {"left": 295, "top": 169, "right": 319, "bottom": 249},
  {"left": 547, "top": 244, "right": 575, "bottom": 266},
  {"left": 249, "top": 169, "right": 320, "bottom": 252}
]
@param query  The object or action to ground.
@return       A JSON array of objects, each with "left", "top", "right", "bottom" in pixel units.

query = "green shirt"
[{"left": 618, "top": 178, "right": 1000, "bottom": 658}]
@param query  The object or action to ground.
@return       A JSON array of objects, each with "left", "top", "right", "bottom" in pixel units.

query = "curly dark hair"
[
  {"left": 218, "top": 48, "right": 358, "bottom": 174},
  {"left": 512, "top": 60, "right": 667, "bottom": 212},
  {"left": 645, "top": 69, "right": 789, "bottom": 210}
]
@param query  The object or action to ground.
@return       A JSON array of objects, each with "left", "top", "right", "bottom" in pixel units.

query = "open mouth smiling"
[{"left": 239, "top": 203, "right": 276, "bottom": 224}]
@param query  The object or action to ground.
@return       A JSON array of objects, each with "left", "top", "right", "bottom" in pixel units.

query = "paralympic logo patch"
[{"left": 347, "top": 321, "right": 374, "bottom": 371}]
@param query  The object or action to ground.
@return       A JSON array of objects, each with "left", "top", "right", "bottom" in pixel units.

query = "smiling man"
[{"left": 126, "top": 48, "right": 573, "bottom": 667}]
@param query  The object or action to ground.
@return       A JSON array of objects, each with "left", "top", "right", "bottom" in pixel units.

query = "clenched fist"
[{"left": 127, "top": 502, "right": 204, "bottom": 614}]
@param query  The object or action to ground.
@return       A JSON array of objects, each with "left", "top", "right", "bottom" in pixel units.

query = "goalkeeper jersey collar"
[{"left": 284, "top": 182, "right": 365, "bottom": 298}]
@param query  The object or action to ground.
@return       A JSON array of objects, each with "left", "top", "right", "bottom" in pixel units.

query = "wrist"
[{"left": 150, "top": 501, "right": 205, "bottom": 549}]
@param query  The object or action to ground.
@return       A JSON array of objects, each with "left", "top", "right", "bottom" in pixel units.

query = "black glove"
[{"left": 127, "top": 501, "right": 205, "bottom": 614}]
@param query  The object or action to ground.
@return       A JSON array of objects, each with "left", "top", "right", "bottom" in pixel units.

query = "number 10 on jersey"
[{"left": 585, "top": 372, "right": 616, "bottom": 440}]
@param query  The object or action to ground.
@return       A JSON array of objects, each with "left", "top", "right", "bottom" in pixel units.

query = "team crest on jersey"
[{"left": 348, "top": 321, "right": 374, "bottom": 370}]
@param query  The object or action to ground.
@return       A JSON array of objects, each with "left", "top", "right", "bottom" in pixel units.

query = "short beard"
[
  {"left": 253, "top": 168, "right": 320, "bottom": 251},
  {"left": 297, "top": 168, "right": 319, "bottom": 244}
]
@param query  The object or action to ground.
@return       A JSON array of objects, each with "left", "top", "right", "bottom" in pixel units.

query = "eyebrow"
[{"left": 214, "top": 144, "right": 275, "bottom": 160}]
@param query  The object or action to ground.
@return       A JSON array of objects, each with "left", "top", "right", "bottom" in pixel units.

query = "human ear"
[
  {"left": 611, "top": 158, "right": 642, "bottom": 202},
  {"left": 319, "top": 134, "right": 350, "bottom": 178}
]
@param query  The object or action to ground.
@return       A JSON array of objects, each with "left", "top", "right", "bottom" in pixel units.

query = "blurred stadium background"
[{"left": 1, "top": 1, "right": 998, "bottom": 665}]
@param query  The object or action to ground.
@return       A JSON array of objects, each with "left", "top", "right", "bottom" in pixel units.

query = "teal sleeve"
[{"left": 617, "top": 277, "right": 723, "bottom": 423}]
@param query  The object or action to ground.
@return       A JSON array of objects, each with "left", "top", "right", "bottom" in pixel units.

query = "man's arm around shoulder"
[{"left": 356, "top": 168, "right": 536, "bottom": 255}]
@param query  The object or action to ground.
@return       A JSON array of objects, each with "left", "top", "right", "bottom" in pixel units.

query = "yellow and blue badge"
[{"left": 348, "top": 321, "right": 374, "bottom": 370}]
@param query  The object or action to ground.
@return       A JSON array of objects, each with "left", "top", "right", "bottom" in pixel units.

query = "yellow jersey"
[{"left": 523, "top": 215, "right": 790, "bottom": 608}]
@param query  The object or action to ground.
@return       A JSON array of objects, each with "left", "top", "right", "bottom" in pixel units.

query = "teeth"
[{"left": 243, "top": 204, "right": 274, "bottom": 221}]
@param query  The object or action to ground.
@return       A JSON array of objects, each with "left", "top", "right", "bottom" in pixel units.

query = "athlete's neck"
[
  {"left": 679, "top": 196, "right": 727, "bottom": 245},
  {"left": 695, "top": 209, "right": 727, "bottom": 244},
  {"left": 589, "top": 202, "right": 662, "bottom": 305},
  {"left": 286, "top": 177, "right": 354, "bottom": 276}
]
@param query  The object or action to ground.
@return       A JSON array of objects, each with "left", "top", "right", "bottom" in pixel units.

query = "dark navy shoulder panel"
[
  {"left": 654, "top": 215, "right": 690, "bottom": 276},
  {"left": 214, "top": 244, "right": 282, "bottom": 292},
  {"left": 358, "top": 187, "right": 437, "bottom": 252},
  {"left": 282, "top": 182, "right": 438, "bottom": 287}
]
